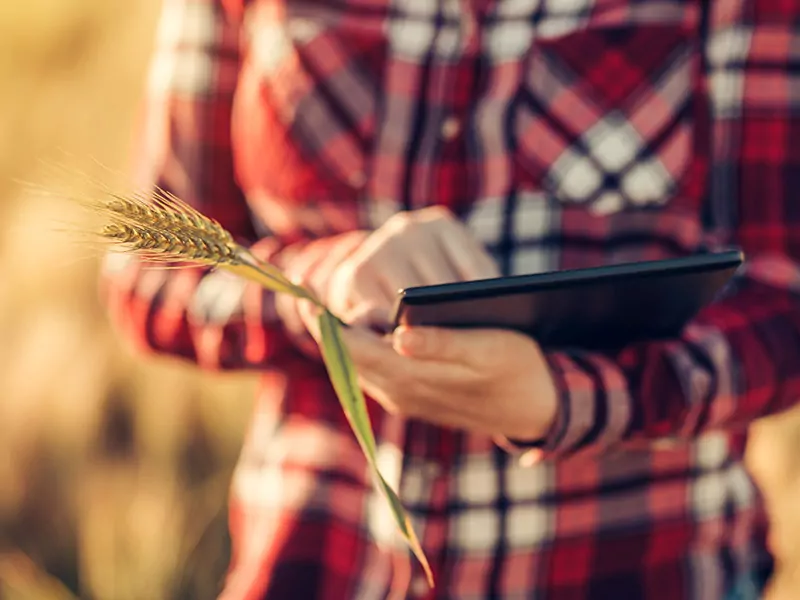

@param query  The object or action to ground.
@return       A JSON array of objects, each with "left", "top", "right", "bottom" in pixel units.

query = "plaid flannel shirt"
[{"left": 103, "top": 0, "right": 798, "bottom": 597}]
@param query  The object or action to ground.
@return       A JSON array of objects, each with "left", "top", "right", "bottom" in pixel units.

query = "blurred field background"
[
  {"left": 0, "top": 1, "right": 799, "bottom": 599},
  {"left": 0, "top": 1, "right": 257, "bottom": 598}
]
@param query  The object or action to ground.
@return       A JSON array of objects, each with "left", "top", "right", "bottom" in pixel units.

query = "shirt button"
[
  {"left": 409, "top": 575, "right": 430, "bottom": 598},
  {"left": 440, "top": 116, "right": 461, "bottom": 140},
  {"left": 423, "top": 463, "right": 442, "bottom": 479}
]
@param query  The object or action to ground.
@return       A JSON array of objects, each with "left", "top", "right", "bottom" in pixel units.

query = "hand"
[
  {"left": 318, "top": 206, "right": 499, "bottom": 328},
  {"left": 330, "top": 324, "right": 559, "bottom": 441},
  {"left": 275, "top": 230, "right": 370, "bottom": 346}
]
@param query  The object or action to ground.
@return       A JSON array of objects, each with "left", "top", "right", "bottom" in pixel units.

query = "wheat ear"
[{"left": 91, "top": 187, "right": 316, "bottom": 302}]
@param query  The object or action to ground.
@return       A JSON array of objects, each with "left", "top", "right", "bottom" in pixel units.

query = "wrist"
[{"left": 496, "top": 345, "right": 560, "bottom": 454}]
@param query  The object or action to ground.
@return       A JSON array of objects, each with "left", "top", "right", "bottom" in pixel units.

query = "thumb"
[{"left": 392, "top": 326, "right": 471, "bottom": 363}]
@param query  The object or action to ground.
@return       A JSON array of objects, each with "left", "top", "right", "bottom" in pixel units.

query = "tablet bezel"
[{"left": 391, "top": 250, "right": 744, "bottom": 332}]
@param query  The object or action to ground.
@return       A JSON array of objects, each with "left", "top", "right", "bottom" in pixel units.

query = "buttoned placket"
[
  {"left": 439, "top": 0, "right": 480, "bottom": 146},
  {"left": 406, "top": 4, "right": 481, "bottom": 597}
]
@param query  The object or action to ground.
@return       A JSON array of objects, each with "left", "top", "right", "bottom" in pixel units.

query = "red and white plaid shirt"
[{"left": 104, "top": 0, "right": 799, "bottom": 597}]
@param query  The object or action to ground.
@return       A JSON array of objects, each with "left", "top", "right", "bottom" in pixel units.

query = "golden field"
[
  {"left": 0, "top": 1, "right": 256, "bottom": 598},
  {"left": 0, "top": 1, "right": 798, "bottom": 599}
]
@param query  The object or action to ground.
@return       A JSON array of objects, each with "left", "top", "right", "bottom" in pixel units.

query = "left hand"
[{"left": 307, "top": 317, "right": 560, "bottom": 440}]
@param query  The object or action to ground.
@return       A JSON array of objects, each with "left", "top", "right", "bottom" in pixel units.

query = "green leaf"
[{"left": 317, "top": 310, "right": 433, "bottom": 588}]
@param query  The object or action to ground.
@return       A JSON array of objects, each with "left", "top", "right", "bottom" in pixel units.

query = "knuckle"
[
  {"left": 394, "top": 393, "right": 423, "bottom": 419},
  {"left": 284, "top": 258, "right": 310, "bottom": 284},
  {"left": 336, "top": 260, "right": 362, "bottom": 287},
  {"left": 328, "top": 262, "right": 361, "bottom": 304},
  {"left": 420, "top": 205, "right": 454, "bottom": 223},
  {"left": 386, "top": 211, "right": 414, "bottom": 231}
]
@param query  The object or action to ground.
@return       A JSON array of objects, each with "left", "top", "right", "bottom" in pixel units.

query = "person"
[{"left": 102, "top": 0, "right": 797, "bottom": 597}]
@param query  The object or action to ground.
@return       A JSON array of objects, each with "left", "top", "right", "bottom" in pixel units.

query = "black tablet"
[{"left": 391, "top": 250, "right": 744, "bottom": 352}]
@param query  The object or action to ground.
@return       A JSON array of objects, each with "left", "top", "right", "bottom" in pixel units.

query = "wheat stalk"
[{"left": 75, "top": 185, "right": 434, "bottom": 587}]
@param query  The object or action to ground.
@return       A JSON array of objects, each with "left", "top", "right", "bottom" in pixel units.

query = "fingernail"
[{"left": 333, "top": 315, "right": 351, "bottom": 329}]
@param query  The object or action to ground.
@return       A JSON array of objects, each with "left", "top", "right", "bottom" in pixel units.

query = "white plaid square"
[
  {"left": 453, "top": 455, "right": 499, "bottom": 505},
  {"left": 505, "top": 461, "right": 552, "bottom": 500},
  {"left": 691, "top": 470, "right": 729, "bottom": 520},
  {"left": 707, "top": 26, "right": 753, "bottom": 118},
  {"left": 466, "top": 196, "right": 505, "bottom": 248},
  {"left": 584, "top": 112, "right": 643, "bottom": 173},
  {"left": 512, "top": 191, "right": 555, "bottom": 241},
  {"left": 547, "top": 148, "right": 604, "bottom": 202},
  {"left": 506, "top": 503, "right": 553, "bottom": 548},
  {"left": 511, "top": 246, "right": 550, "bottom": 276},
  {"left": 496, "top": 0, "right": 542, "bottom": 18},
  {"left": 450, "top": 507, "right": 502, "bottom": 552},
  {"left": 484, "top": 19, "right": 535, "bottom": 60},
  {"left": 621, "top": 158, "right": 673, "bottom": 205},
  {"left": 388, "top": 0, "right": 441, "bottom": 61},
  {"left": 591, "top": 191, "right": 625, "bottom": 216}
]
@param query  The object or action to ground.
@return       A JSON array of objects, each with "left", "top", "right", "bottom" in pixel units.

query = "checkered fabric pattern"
[{"left": 101, "top": 0, "right": 800, "bottom": 597}]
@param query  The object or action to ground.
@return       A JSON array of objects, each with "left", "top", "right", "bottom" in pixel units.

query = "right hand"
[{"left": 292, "top": 206, "right": 500, "bottom": 331}]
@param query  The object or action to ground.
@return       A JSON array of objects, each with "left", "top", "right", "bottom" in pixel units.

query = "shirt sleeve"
[
  {"left": 505, "top": 2, "right": 800, "bottom": 460},
  {"left": 101, "top": 0, "right": 306, "bottom": 371}
]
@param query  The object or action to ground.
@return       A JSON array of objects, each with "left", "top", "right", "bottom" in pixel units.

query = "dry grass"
[{"left": 0, "top": 1, "right": 799, "bottom": 599}]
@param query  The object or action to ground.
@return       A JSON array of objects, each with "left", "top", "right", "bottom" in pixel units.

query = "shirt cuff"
[{"left": 497, "top": 351, "right": 634, "bottom": 464}]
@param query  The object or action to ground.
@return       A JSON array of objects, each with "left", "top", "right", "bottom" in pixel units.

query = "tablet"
[{"left": 391, "top": 250, "right": 744, "bottom": 352}]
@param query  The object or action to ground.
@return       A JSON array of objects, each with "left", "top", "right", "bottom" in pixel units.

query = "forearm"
[
  {"left": 101, "top": 235, "right": 311, "bottom": 371},
  {"left": 528, "top": 255, "right": 800, "bottom": 459},
  {"left": 513, "top": 3, "right": 800, "bottom": 460}
]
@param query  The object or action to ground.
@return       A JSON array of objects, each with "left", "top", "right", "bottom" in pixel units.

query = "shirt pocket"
[
  {"left": 512, "top": 24, "right": 709, "bottom": 216},
  {"left": 234, "top": 2, "right": 384, "bottom": 207}
]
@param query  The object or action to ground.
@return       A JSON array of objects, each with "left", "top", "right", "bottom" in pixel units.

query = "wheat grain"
[
  {"left": 101, "top": 222, "right": 239, "bottom": 264},
  {"left": 88, "top": 186, "right": 316, "bottom": 300},
  {"left": 91, "top": 187, "right": 242, "bottom": 267}
]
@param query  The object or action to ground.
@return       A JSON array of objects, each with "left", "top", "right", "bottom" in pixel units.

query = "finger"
[
  {"left": 340, "top": 327, "right": 500, "bottom": 431},
  {"left": 347, "top": 224, "right": 449, "bottom": 296},
  {"left": 437, "top": 220, "right": 500, "bottom": 281},
  {"left": 297, "top": 298, "right": 324, "bottom": 341},
  {"left": 341, "top": 303, "right": 393, "bottom": 331},
  {"left": 328, "top": 266, "right": 391, "bottom": 318},
  {"left": 326, "top": 239, "right": 396, "bottom": 316},
  {"left": 306, "top": 232, "right": 366, "bottom": 301},
  {"left": 392, "top": 325, "right": 501, "bottom": 367},
  {"left": 372, "top": 252, "right": 424, "bottom": 297},
  {"left": 339, "top": 325, "right": 424, "bottom": 403},
  {"left": 339, "top": 325, "right": 399, "bottom": 371},
  {"left": 275, "top": 240, "right": 331, "bottom": 337},
  {"left": 387, "top": 209, "right": 477, "bottom": 286},
  {"left": 392, "top": 326, "right": 458, "bottom": 362},
  {"left": 354, "top": 359, "right": 497, "bottom": 436},
  {"left": 341, "top": 326, "right": 468, "bottom": 399},
  {"left": 283, "top": 238, "right": 332, "bottom": 284},
  {"left": 405, "top": 236, "right": 464, "bottom": 286}
]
